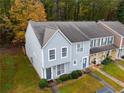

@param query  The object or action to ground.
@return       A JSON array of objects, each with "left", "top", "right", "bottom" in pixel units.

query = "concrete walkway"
[
  {"left": 114, "top": 62, "right": 124, "bottom": 71},
  {"left": 117, "top": 64, "right": 124, "bottom": 71},
  {"left": 49, "top": 81, "right": 59, "bottom": 93},
  {"left": 95, "top": 68, "right": 124, "bottom": 87},
  {"left": 89, "top": 73, "right": 115, "bottom": 91}
]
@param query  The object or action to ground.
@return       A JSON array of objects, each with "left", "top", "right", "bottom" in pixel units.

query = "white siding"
[{"left": 25, "top": 23, "right": 43, "bottom": 79}]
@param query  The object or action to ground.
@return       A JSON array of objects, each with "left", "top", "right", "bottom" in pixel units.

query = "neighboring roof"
[
  {"left": 55, "top": 22, "right": 89, "bottom": 42},
  {"left": 74, "top": 22, "right": 113, "bottom": 38},
  {"left": 29, "top": 21, "right": 114, "bottom": 47},
  {"left": 96, "top": 87, "right": 114, "bottom": 93},
  {"left": 90, "top": 44, "right": 118, "bottom": 54},
  {"left": 100, "top": 21, "right": 124, "bottom": 37}
]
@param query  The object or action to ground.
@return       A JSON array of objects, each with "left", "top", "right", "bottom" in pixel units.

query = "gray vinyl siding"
[
  {"left": 70, "top": 41, "right": 90, "bottom": 71},
  {"left": 43, "top": 32, "right": 71, "bottom": 69},
  {"left": 52, "top": 62, "right": 70, "bottom": 79},
  {"left": 43, "top": 31, "right": 90, "bottom": 79}
]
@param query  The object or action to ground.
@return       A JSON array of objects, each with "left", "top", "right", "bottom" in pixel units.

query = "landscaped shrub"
[
  {"left": 55, "top": 78, "right": 62, "bottom": 84},
  {"left": 121, "top": 56, "right": 124, "bottom": 59},
  {"left": 58, "top": 74, "right": 71, "bottom": 81},
  {"left": 39, "top": 79, "right": 48, "bottom": 89},
  {"left": 70, "top": 70, "right": 82, "bottom": 79},
  {"left": 101, "top": 57, "right": 112, "bottom": 65}
]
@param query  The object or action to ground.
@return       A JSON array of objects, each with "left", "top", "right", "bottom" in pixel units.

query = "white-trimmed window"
[
  {"left": 48, "top": 48, "right": 56, "bottom": 61},
  {"left": 101, "top": 38, "right": 106, "bottom": 45},
  {"left": 108, "top": 37, "right": 113, "bottom": 44},
  {"left": 105, "top": 37, "right": 108, "bottom": 45},
  {"left": 73, "top": 60, "right": 77, "bottom": 66},
  {"left": 61, "top": 47, "right": 68, "bottom": 58},
  {"left": 90, "top": 40, "right": 93, "bottom": 47},
  {"left": 77, "top": 43, "right": 83, "bottom": 52},
  {"left": 97, "top": 38, "right": 101, "bottom": 46},
  {"left": 57, "top": 64, "right": 64, "bottom": 75},
  {"left": 94, "top": 39, "right": 96, "bottom": 47}
]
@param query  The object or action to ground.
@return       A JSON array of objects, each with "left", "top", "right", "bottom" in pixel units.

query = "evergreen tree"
[{"left": 117, "top": 0, "right": 124, "bottom": 23}]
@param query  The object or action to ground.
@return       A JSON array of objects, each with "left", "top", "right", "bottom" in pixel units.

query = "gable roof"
[
  {"left": 29, "top": 21, "right": 114, "bottom": 47},
  {"left": 99, "top": 21, "right": 124, "bottom": 37},
  {"left": 43, "top": 28, "right": 57, "bottom": 46}
]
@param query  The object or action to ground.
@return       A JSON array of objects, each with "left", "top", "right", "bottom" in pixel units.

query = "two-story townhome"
[
  {"left": 98, "top": 21, "right": 124, "bottom": 59},
  {"left": 25, "top": 21, "right": 124, "bottom": 80},
  {"left": 25, "top": 21, "right": 90, "bottom": 80},
  {"left": 72, "top": 22, "right": 117, "bottom": 65}
]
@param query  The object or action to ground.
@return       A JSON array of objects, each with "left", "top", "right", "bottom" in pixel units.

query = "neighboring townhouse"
[
  {"left": 72, "top": 22, "right": 116, "bottom": 65},
  {"left": 25, "top": 21, "right": 124, "bottom": 80},
  {"left": 98, "top": 21, "right": 124, "bottom": 59}
]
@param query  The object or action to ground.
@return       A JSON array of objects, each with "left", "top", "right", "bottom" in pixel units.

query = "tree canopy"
[
  {"left": 41, "top": 0, "right": 120, "bottom": 21},
  {"left": 0, "top": 0, "right": 123, "bottom": 47},
  {"left": 0, "top": 0, "right": 46, "bottom": 46},
  {"left": 117, "top": 0, "right": 124, "bottom": 23}
]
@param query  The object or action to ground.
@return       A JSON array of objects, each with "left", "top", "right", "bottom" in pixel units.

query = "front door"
[
  {"left": 46, "top": 68, "right": 51, "bottom": 80},
  {"left": 83, "top": 58, "right": 87, "bottom": 68}
]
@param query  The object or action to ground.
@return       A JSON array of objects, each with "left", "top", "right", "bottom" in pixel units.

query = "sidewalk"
[
  {"left": 49, "top": 81, "right": 59, "bottom": 93},
  {"left": 89, "top": 72, "right": 115, "bottom": 91},
  {"left": 95, "top": 68, "right": 124, "bottom": 87},
  {"left": 114, "top": 62, "right": 124, "bottom": 71}
]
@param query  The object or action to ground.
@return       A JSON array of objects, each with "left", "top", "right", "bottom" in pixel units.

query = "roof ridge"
[
  {"left": 70, "top": 22, "right": 90, "bottom": 40},
  {"left": 45, "top": 25, "right": 58, "bottom": 30}
]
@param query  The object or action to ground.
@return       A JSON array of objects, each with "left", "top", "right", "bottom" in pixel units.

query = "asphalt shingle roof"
[
  {"left": 100, "top": 21, "right": 124, "bottom": 37},
  {"left": 29, "top": 21, "right": 115, "bottom": 47},
  {"left": 74, "top": 22, "right": 113, "bottom": 38}
]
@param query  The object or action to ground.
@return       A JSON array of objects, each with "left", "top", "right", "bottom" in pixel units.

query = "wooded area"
[
  {"left": 42, "top": 0, "right": 119, "bottom": 21},
  {"left": 0, "top": 0, "right": 124, "bottom": 47}
]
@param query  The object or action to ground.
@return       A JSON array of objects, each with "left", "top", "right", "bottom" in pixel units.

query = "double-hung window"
[
  {"left": 98, "top": 38, "right": 100, "bottom": 46},
  {"left": 61, "top": 47, "right": 68, "bottom": 58},
  {"left": 105, "top": 37, "right": 108, "bottom": 45},
  {"left": 77, "top": 43, "right": 83, "bottom": 52},
  {"left": 57, "top": 64, "right": 64, "bottom": 75},
  {"left": 48, "top": 48, "right": 56, "bottom": 61},
  {"left": 90, "top": 40, "right": 93, "bottom": 47},
  {"left": 108, "top": 37, "right": 113, "bottom": 44},
  {"left": 94, "top": 39, "right": 96, "bottom": 47}
]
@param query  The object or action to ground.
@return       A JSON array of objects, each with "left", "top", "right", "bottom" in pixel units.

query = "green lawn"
[
  {"left": 92, "top": 70, "right": 122, "bottom": 91},
  {"left": 0, "top": 48, "right": 103, "bottom": 93},
  {"left": 102, "top": 62, "right": 124, "bottom": 82},
  {"left": 0, "top": 48, "right": 50, "bottom": 93},
  {"left": 59, "top": 75, "right": 103, "bottom": 93},
  {"left": 118, "top": 60, "right": 124, "bottom": 67}
]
